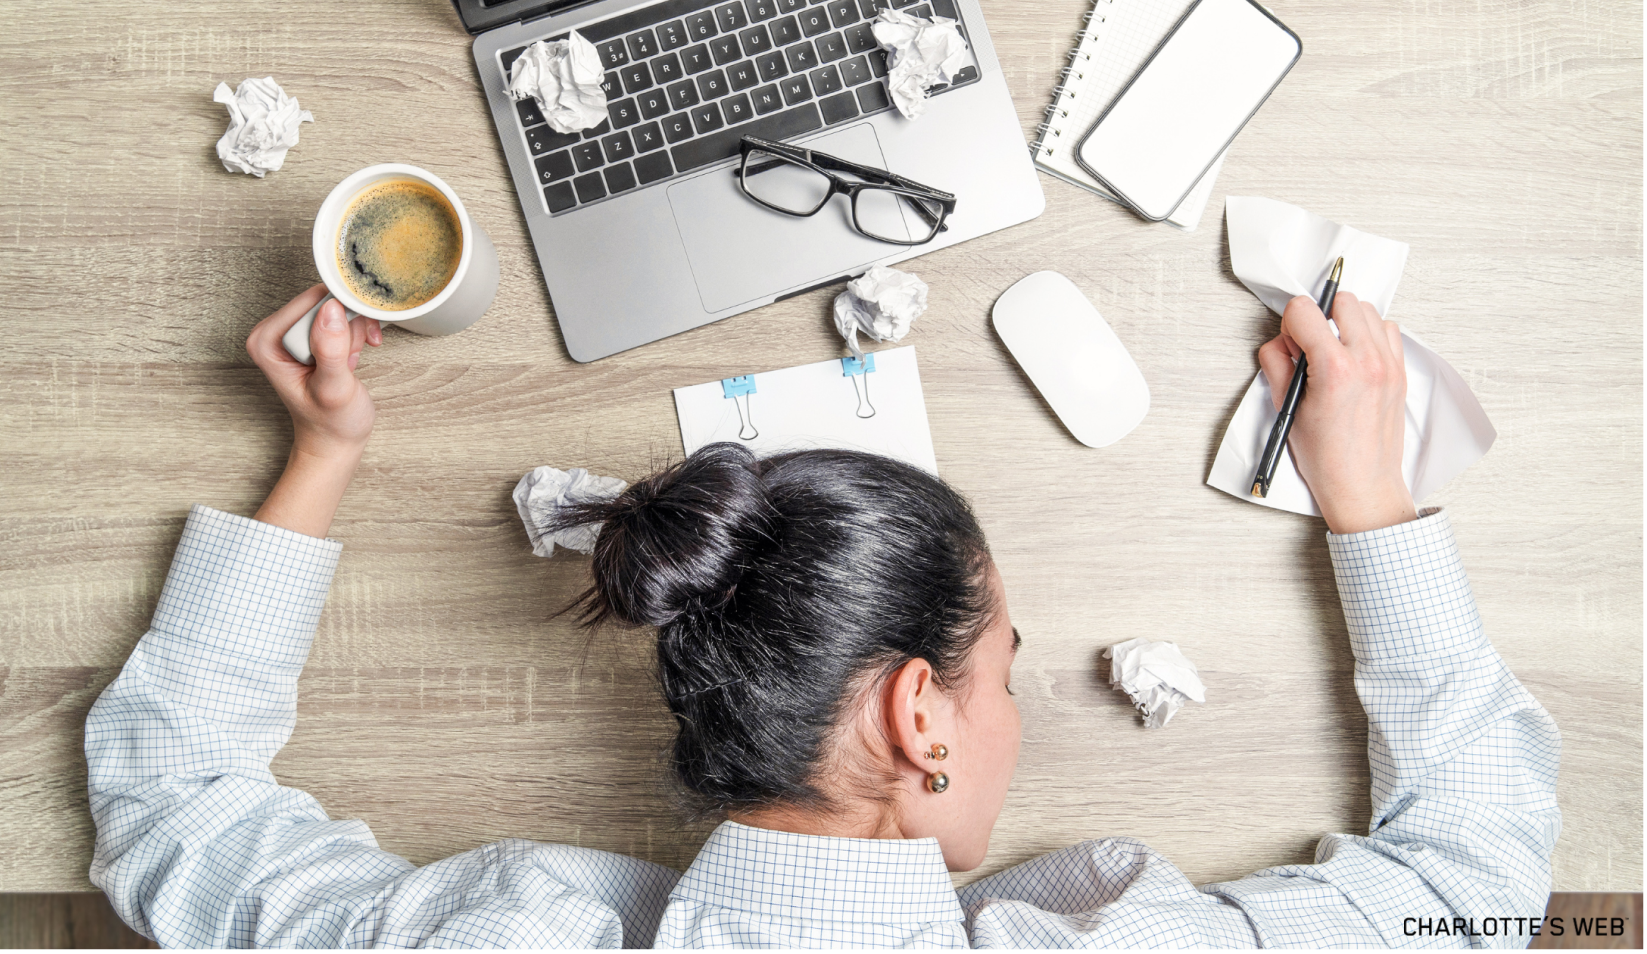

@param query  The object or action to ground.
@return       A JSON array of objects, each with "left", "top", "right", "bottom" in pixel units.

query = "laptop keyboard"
[{"left": 500, "top": 0, "right": 980, "bottom": 216}]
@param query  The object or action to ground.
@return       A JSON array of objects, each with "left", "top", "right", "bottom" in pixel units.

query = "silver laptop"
[{"left": 458, "top": 0, "right": 1044, "bottom": 361}]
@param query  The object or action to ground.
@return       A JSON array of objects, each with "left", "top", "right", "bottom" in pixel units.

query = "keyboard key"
[
  {"left": 714, "top": 1, "right": 749, "bottom": 31},
  {"left": 738, "top": 24, "right": 773, "bottom": 56},
  {"left": 856, "top": 80, "right": 890, "bottom": 113},
  {"left": 544, "top": 181, "right": 578, "bottom": 212},
  {"left": 652, "top": 52, "right": 683, "bottom": 83},
  {"left": 838, "top": 54, "right": 871, "bottom": 86},
  {"left": 682, "top": 43, "right": 713, "bottom": 72},
  {"left": 727, "top": 59, "right": 761, "bottom": 90},
  {"left": 633, "top": 120, "right": 667, "bottom": 151},
  {"left": 819, "top": 89, "right": 859, "bottom": 123},
  {"left": 952, "top": 64, "right": 978, "bottom": 84},
  {"left": 597, "top": 39, "right": 629, "bottom": 68},
  {"left": 608, "top": 97, "right": 641, "bottom": 128},
  {"left": 908, "top": 3, "right": 931, "bottom": 16},
  {"left": 775, "top": 0, "right": 805, "bottom": 11},
  {"left": 745, "top": 0, "right": 778, "bottom": 20},
  {"left": 756, "top": 50, "right": 789, "bottom": 81},
  {"left": 574, "top": 171, "right": 607, "bottom": 202},
  {"left": 601, "top": 71, "right": 622, "bottom": 98},
  {"left": 857, "top": 0, "right": 893, "bottom": 16},
  {"left": 635, "top": 150, "right": 675, "bottom": 184},
  {"left": 626, "top": 30, "right": 657, "bottom": 59},
  {"left": 667, "top": 79, "right": 701, "bottom": 109},
  {"left": 931, "top": 0, "right": 957, "bottom": 16},
  {"left": 516, "top": 97, "right": 545, "bottom": 128},
  {"left": 844, "top": 22, "right": 877, "bottom": 53},
  {"left": 751, "top": 83, "right": 784, "bottom": 113},
  {"left": 501, "top": 44, "right": 529, "bottom": 74},
  {"left": 685, "top": 11, "right": 717, "bottom": 39},
  {"left": 722, "top": 91, "right": 755, "bottom": 124},
  {"left": 573, "top": 141, "right": 605, "bottom": 171},
  {"left": 526, "top": 126, "right": 580, "bottom": 156},
  {"left": 621, "top": 62, "right": 654, "bottom": 94},
  {"left": 826, "top": 0, "right": 858, "bottom": 27},
  {"left": 602, "top": 130, "right": 636, "bottom": 162},
  {"left": 893, "top": 0, "right": 918, "bottom": 6},
  {"left": 815, "top": 31, "right": 847, "bottom": 62},
  {"left": 769, "top": 15, "right": 801, "bottom": 46},
  {"left": 662, "top": 112, "right": 695, "bottom": 142},
  {"left": 582, "top": 119, "right": 613, "bottom": 139},
  {"left": 710, "top": 34, "right": 741, "bottom": 64},
  {"left": 867, "top": 49, "right": 889, "bottom": 76},
  {"left": 810, "top": 63, "right": 843, "bottom": 95},
  {"left": 691, "top": 101, "right": 726, "bottom": 134},
  {"left": 638, "top": 87, "right": 671, "bottom": 119},
  {"left": 671, "top": 101, "right": 823, "bottom": 171},
  {"left": 781, "top": 73, "right": 813, "bottom": 104},
  {"left": 697, "top": 68, "right": 730, "bottom": 98},
  {"left": 536, "top": 150, "right": 576, "bottom": 183},
  {"left": 798, "top": 5, "right": 830, "bottom": 35},
  {"left": 656, "top": 20, "right": 688, "bottom": 49},
  {"left": 605, "top": 162, "right": 638, "bottom": 193},
  {"left": 786, "top": 43, "right": 819, "bottom": 72}
]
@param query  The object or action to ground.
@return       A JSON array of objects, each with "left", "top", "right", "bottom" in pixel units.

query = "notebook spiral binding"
[{"left": 1028, "top": 0, "right": 1116, "bottom": 159}]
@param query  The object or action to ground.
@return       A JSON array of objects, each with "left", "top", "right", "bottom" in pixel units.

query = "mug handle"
[{"left": 282, "top": 294, "right": 363, "bottom": 366}]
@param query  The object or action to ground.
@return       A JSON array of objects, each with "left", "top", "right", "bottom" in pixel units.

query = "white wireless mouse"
[{"left": 992, "top": 271, "right": 1150, "bottom": 448}]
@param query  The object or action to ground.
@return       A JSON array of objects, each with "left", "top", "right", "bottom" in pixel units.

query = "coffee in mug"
[
  {"left": 336, "top": 178, "right": 463, "bottom": 311},
  {"left": 281, "top": 163, "right": 500, "bottom": 366}
]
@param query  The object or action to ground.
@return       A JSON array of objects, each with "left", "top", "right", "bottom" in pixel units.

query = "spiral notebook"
[{"left": 1032, "top": 0, "right": 1225, "bottom": 230}]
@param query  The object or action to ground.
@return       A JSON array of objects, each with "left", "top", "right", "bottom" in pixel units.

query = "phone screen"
[{"left": 1076, "top": 0, "right": 1300, "bottom": 221}]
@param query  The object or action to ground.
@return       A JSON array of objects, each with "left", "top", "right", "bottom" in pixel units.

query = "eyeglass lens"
[{"left": 741, "top": 148, "right": 945, "bottom": 244}]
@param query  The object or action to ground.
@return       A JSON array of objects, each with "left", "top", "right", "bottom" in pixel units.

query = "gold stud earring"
[
  {"left": 923, "top": 743, "right": 948, "bottom": 762},
  {"left": 927, "top": 771, "right": 950, "bottom": 793}
]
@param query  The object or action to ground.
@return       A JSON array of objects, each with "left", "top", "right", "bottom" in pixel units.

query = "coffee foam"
[{"left": 337, "top": 179, "right": 462, "bottom": 311}]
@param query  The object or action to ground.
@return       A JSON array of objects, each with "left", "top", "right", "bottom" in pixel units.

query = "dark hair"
[{"left": 546, "top": 443, "right": 996, "bottom": 814}]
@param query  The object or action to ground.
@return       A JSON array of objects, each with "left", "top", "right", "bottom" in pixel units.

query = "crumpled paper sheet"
[
  {"left": 871, "top": 9, "right": 969, "bottom": 120},
  {"left": 512, "top": 466, "right": 628, "bottom": 557},
  {"left": 507, "top": 32, "right": 609, "bottom": 134},
  {"left": 833, "top": 264, "right": 928, "bottom": 358},
  {"left": 213, "top": 77, "right": 312, "bottom": 177},
  {"left": 1104, "top": 638, "right": 1206, "bottom": 729},
  {"left": 1206, "top": 196, "right": 1497, "bottom": 517}
]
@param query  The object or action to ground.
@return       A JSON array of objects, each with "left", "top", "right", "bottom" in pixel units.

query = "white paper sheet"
[
  {"left": 674, "top": 346, "right": 939, "bottom": 474},
  {"left": 872, "top": 9, "right": 969, "bottom": 120},
  {"left": 1104, "top": 637, "right": 1206, "bottom": 729},
  {"left": 512, "top": 466, "right": 628, "bottom": 557},
  {"left": 507, "top": 32, "right": 608, "bottom": 134},
  {"left": 1208, "top": 197, "right": 1497, "bottom": 516},
  {"left": 833, "top": 265, "right": 928, "bottom": 359}
]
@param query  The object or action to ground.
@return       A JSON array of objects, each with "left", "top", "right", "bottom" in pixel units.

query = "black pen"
[{"left": 1251, "top": 256, "right": 1344, "bottom": 498}]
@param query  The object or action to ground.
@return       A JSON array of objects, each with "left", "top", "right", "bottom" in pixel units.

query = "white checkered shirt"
[{"left": 87, "top": 505, "right": 1560, "bottom": 948}]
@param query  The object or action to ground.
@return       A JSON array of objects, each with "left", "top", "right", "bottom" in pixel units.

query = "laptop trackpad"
[{"left": 668, "top": 123, "right": 896, "bottom": 314}]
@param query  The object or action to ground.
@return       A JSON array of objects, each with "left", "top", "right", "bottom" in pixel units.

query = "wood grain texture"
[{"left": 0, "top": 0, "right": 1639, "bottom": 897}]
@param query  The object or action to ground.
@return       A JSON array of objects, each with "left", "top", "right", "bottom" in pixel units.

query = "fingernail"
[{"left": 322, "top": 303, "right": 344, "bottom": 330}]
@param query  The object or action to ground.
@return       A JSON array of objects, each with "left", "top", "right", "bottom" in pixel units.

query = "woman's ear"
[{"left": 882, "top": 657, "right": 943, "bottom": 770}]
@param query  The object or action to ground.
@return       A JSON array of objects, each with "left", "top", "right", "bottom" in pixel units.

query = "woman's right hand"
[{"left": 1256, "top": 292, "right": 1418, "bottom": 535}]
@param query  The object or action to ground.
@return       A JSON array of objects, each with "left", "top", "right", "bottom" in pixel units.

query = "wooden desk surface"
[{"left": 0, "top": 0, "right": 1639, "bottom": 894}]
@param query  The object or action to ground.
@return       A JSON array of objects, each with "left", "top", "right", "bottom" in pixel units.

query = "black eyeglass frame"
[{"left": 735, "top": 136, "right": 958, "bottom": 246}]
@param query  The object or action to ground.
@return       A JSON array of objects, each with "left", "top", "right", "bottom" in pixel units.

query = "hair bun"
[{"left": 585, "top": 443, "right": 772, "bottom": 628}]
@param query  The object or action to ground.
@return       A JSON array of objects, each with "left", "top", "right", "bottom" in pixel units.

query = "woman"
[{"left": 86, "top": 287, "right": 1560, "bottom": 948}]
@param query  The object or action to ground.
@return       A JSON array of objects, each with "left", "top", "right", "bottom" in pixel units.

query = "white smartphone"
[{"left": 1075, "top": 0, "right": 1300, "bottom": 221}]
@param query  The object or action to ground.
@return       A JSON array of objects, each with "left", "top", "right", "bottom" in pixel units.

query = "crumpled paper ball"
[
  {"left": 871, "top": 9, "right": 969, "bottom": 120},
  {"left": 507, "top": 32, "right": 609, "bottom": 134},
  {"left": 1104, "top": 638, "right": 1207, "bottom": 729},
  {"left": 833, "top": 264, "right": 929, "bottom": 358},
  {"left": 512, "top": 466, "right": 629, "bottom": 557},
  {"left": 212, "top": 77, "right": 312, "bottom": 177}
]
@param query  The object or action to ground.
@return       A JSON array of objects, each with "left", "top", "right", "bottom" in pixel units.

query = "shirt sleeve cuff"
[
  {"left": 147, "top": 505, "right": 343, "bottom": 669},
  {"left": 1325, "top": 508, "right": 1483, "bottom": 659}
]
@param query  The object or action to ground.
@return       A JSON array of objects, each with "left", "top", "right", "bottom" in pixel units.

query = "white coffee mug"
[{"left": 283, "top": 163, "right": 500, "bottom": 364}]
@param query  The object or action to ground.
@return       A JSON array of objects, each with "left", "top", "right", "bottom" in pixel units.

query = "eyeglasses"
[{"left": 735, "top": 136, "right": 957, "bottom": 246}]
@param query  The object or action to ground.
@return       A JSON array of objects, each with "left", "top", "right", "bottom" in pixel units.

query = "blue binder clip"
[
  {"left": 840, "top": 355, "right": 876, "bottom": 419},
  {"left": 721, "top": 375, "right": 758, "bottom": 440}
]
